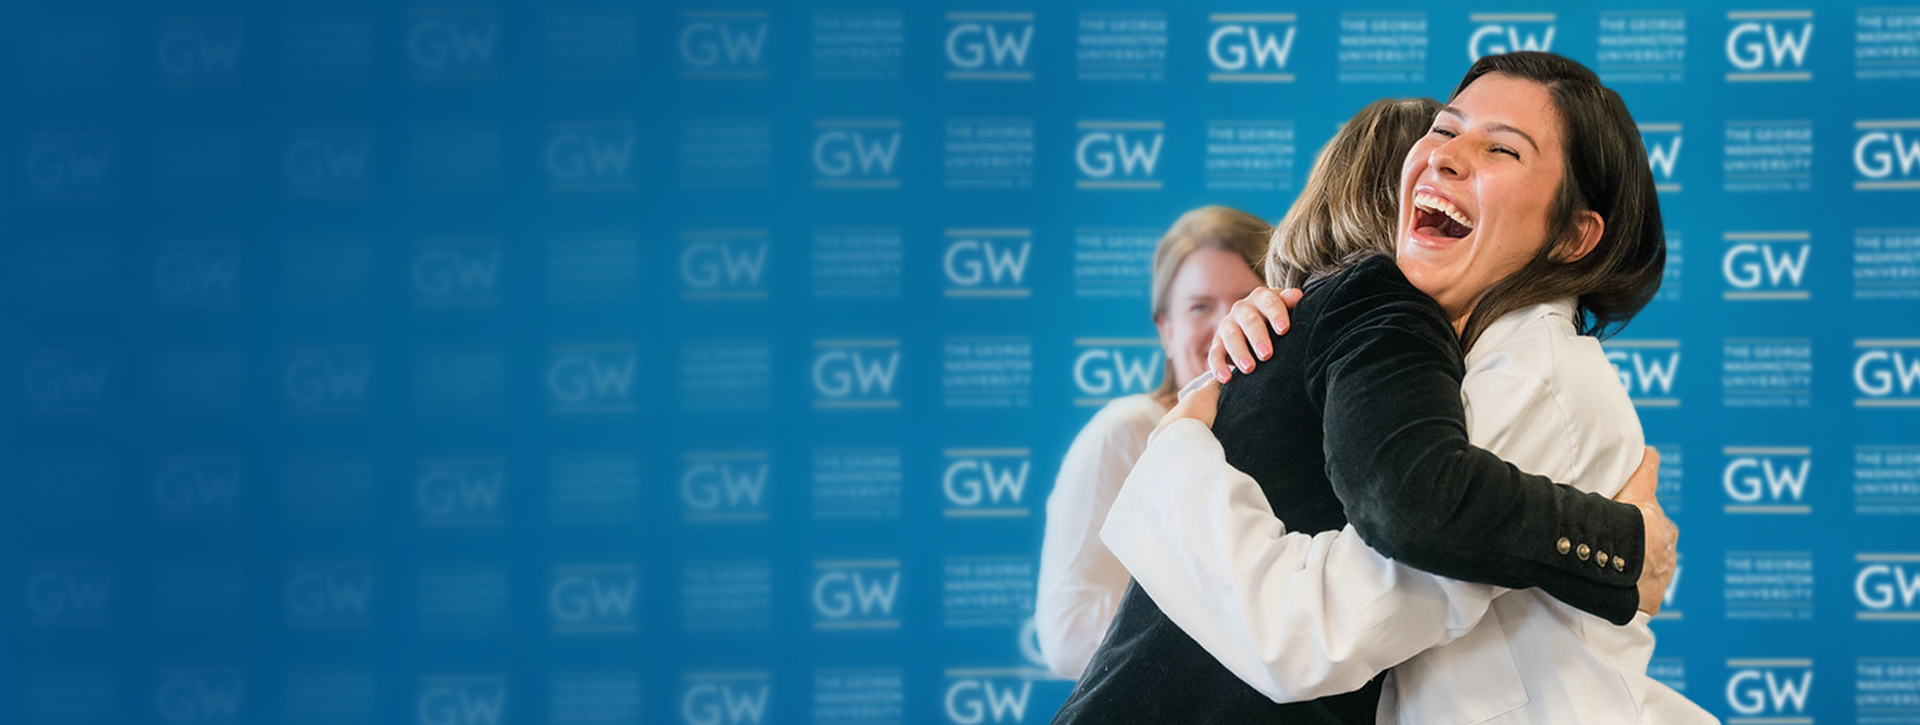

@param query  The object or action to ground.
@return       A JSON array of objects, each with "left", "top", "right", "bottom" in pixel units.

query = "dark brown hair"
[
  {"left": 1266, "top": 97, "right": 1442, "bottom": 289},
  {"left": 1447, "top": 51, "right": 1666, "bottom": 350}
]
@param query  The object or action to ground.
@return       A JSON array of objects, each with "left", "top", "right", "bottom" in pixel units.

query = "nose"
[{"left": 1428, "top": 135, "right": 1468, "bottom": 180}]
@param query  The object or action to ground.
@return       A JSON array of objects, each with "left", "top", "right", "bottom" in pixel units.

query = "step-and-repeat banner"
[{"left": 6, "top": 1, "right": 1918, "bottom": 724}]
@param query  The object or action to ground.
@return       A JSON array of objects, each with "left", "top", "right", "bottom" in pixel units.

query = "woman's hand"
[
  {"left": 1208, "top": 287, "right": 1305, "bottom": 382},
  {"left": 1149, "top": 375, "right": 1221, "bottom": 444},
  {"left": 1613, "top": 447, "right": 1678, "bottom": 616}
]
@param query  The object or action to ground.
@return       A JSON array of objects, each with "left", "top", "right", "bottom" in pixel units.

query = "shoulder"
[
  {"left": 1306, "top": 256, "right": 1452, "bottom": 334},
  {"left": 1069, "top": 394, "right": 1165, "bottom": 457}
]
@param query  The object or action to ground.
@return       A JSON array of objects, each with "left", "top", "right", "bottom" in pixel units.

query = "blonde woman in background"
[{"left": 1034, "top": 206, "right": 1267, "bottom": 679}]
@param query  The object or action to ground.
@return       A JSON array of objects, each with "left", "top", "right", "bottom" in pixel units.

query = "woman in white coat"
[{"left": 1101, "top": 53, "right": 1716, "bottom": 723}]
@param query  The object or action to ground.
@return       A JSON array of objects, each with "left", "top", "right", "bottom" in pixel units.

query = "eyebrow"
[{"left": 1438, "top": 106, "right": 1540, "bottom": 153}]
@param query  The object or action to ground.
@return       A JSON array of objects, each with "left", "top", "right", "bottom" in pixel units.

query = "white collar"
[{"left": 1464, "top": 298, "right": 1579, "bottom": 365}]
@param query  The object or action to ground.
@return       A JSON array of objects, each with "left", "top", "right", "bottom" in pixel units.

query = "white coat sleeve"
[
  {"left": 1100, "top": 418, "right": 1502, "bottom": 703},
  {"left": 1035, "top": 401, "right": 1154, "bottom": 679}
]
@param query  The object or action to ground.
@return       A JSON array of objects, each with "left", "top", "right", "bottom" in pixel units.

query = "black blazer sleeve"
[{"left": 1301, "top": 261, "right": 1647, "bottom": 625}]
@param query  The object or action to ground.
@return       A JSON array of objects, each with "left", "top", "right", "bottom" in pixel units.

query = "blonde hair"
[
  {"left": 1148, "top": 206, "right": 1270, "bottom": 404},
  {"left": 1266, "top": 97, "right": 1443, "bottom": 289}
]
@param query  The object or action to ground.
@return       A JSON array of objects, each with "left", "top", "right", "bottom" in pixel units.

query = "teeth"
[{"left": 1413, "top": 191, "right": 1474, "bottom": 230}]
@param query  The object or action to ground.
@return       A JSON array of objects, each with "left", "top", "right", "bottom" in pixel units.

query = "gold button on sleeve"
[{"left": 1576, "top": 543, "right": 1591, "bottom": 561}]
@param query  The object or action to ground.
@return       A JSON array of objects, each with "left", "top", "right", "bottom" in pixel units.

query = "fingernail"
[
  {"left": 1254, "top": 343, "right": 1270, "bottom": 360},
  {"left": 1276, "top": 322, "right": 1288, "bottom": 335},
  {"left": 1215, "top": 367, "right": 1231, "bottom": 383}
]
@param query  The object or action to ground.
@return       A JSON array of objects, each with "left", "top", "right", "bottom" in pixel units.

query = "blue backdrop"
[{"left": 5, "top": 1, "right": 1919, "bottom": 724}]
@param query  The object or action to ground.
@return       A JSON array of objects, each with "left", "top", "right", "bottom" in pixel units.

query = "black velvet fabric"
[{"left": 1050, "top": 256, "right": 1646, "bottom": 725}]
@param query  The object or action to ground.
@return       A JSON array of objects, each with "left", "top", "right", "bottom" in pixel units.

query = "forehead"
[{"left": 1449, "top": 73, "right": 1564, "bottom": 150}]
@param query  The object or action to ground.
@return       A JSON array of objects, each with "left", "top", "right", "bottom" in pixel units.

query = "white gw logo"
[
  {"left": 813, "top": 561, "right": 901, "bottom": 628},
  {"left": 1726, "top": 10, "right": 1813, "bottom": 81},
  {"left": 679, "top": 11, "right": 769, "bottom": 77},
  {"left": 944, "top": 449, "right": 1031, "bottom": 517},
  {"left": 25, "top": 134, "right": 112, "bottom": 195},
  {"left": 284, "top": 349, "right": 370, "bottom": 408},
  {"left": 413, "top": 239, "right": 500, "bottom": 304},
  {"left": 1854, "top": 120, "right": 1920, "bottom": 190},
  {"left": 409, "top": 10, "right": 498, "bottom": 78},
  {"left": 1640, "top": 124, "right": 1682, "bottom": 193},
  {"left": 417, "top": 679, "right": 506, "bottom": 725},
  {"left": 1722, "top": 231, "right": 1810, "bottom": 300},
  {"left": 681, "top": 231, "right": 769, "bottom": 299},
  {"left": 946, "top": 12, "right": 1034, "bottom": 80},
  {"left": 548, "top": 345, "right": 638, "bottom": 412},
  {"left": 285, "top": 564, "right": 373, "bottom": 623},
  {"left": 157, "top": 20, "right": 244, "bottom": 83},
  {"left": 1725, "top": 661, "right": 1813, "bottom": 718},
  {"left": 549, "top": 565, "right": 639, "bottom": 633},
  {"left": 945, "top": 229, "right": 1031, "bottom": 297},
  {"left": 157, "top": 672, "right": 244, "bottom": 724},
  {"left": 154, "top": 458, "right": 242, "bottom": 516},
  {"left": 1855, "top": 340, "right": 1920, "bottom": 405},
  {"left": 416, "top": 459, "right": 505, "bottom": 523},
  {"left": 1073, "top": 339, "right": 1162, "bottom": 405},
  {"left": 1469, "top": 13, "right": 1555, "bottom": 61},
  {"left": 814, "top": 120, "right": 901, "bottom": 188},
  {"left": 813, "top": 340, "right": 901, "bottom": 408},
  {"left": 1722, "top": 448, "right": 1810, "bottom": 514},
  {"left": 1208, "top": 14, "right": 1296, "bottom": 82},
  {"left": 22, "top": 350, "right": 110, "bottom": 407},
  {"left": 945, "top": 670, "right": 1035, "bottom": 724},
  {"left": 1076, "top": 121, "right": 1164, "bottom": 190},
  {"left": 284, "top": 129, "right": 371, "bottom": 192},
  {"left": 681, "top": 452, "right": 769, "bottom": 521},
  {"left": 153, "top": 244, "right": 241, "bottom": 302},
  {"left": 681, "top": 674, "right": 771, "bottom": 725},
  {"left": 1856, "top": 555, "right": 1920, "bottom": 619},
  {"left": 1604, "top": 341, "right": 1680, "bottom": 406},
  {"left": 546, "top": 123, "right": 636, "bottom": 191},
  {"left": 24, "top": 564, "right": 111, "bottom": 622}
]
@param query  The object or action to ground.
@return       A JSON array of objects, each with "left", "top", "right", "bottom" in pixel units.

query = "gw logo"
[
  {"left": 413, "top": 238, "right": 501, "bottom": 306},
  {"left": 679, "top": 11, "right": 769, "bottom": 79},
  {"left": 944, "top": 229, "right": 1032, "bottom": 298},
  {"left": 549, "top": 564, "right": 639, "bottom": 634},
  {"left": 680, "top": 230, "right": 769, "bottom": 300},
  {"left": 946, "top": 12, "right": 1034, "bottom": 80},
  {"left": 284, "top": 128, "right": 372, "bottom": 194},
  {"left": 943, "top": 448, "right": 1031, "bottom": 518},
  {"left": 1640, "top": 124, "right": 1682, "bottom": 193},
  {"left": 417, "top": 459, "right": 505, "bottom": 525},
  {"left": 1724, "top": 660, "right": 1813, "bottom": 719},
  {"left": 681, "top": 451, "right": 770, "bottom": 522},
  {"left": 285, "top": 563, "right": 373, "bottom": 626},
  {"left": 1856, "top": 554, "right": 1920, "bottom": 620},
  {"left": 284, "top": 348, "right": 371, "bottom": 411},
  {"left": 813, "top": 120, "right": 902, "bottom": 189},
  {"left": 25, "top": 133, "right": 112, "bottom": 197},
  {"left": 24, "top": 563, "right": 112, "bottom": 625},
  {"left": 408, "top": 9, "right": 498, "bottom": 80},
  {"left": 153, "top": 457, "right": 243, "bottom": 519},
  {"left": 945, "top": 669, "right": 1035, "bottom": 725},
  {"left": 1603, "top": 341, "right": 1680, "bottom": 407},
  {"left": 417, "top": 678, "right": 506, "bottom": 725},
  {"left": 1854, "top": 120, "right": 1920, "bottom": 190},
  {"left": 681, "top": 673, "right": 770, "bottom": 725},
  {"left": 1722, "top": 447, "right": 1811, "bottom": 514},
  {"left": 812, "top": 560, "right": 902, "bottom": 629},
  {"left": 156, "top": 19, "right": 245, "bottom": 85},
  {"left": 1076, "top": 121, "right": 1164, "bottom": 190},
  {"left": 812, "top": 339, "right": 901, "bottom": 409},
  {"left": 1073, "top": 338, "right": 1162, "bottom": 406},
  {"left": 153, "top": 241, "right": 242, "bottom": 304},
  {"left": 546, "top": 122, "right": 636, "bottom": 192},
  {"left": 1468, "top": 13, "right": 1555, "bottom": 62},
  {"left": 1722, "top": 231, "right": 1810, "bottom": 300},
  {"left": 157, "top": 671, "right": 244, "bottom": 724},
  {"left": 1207, "top": 13, "right": 1296, "bottom": 82},
  {"left": 1855, "top": 339, "right": 1920, "bottom": 406},
  {"left": 1726, "top": 10, "right": 1813, "bottom": 81},
  {"left": 548, "top": 344, "right": 638, "bottom": 413},
  {"left": 21, "top": 348, "right": 111, "bottom": 410},
  {"left": 1654, "top": 554, "right": 1684, "bottom": 620}
]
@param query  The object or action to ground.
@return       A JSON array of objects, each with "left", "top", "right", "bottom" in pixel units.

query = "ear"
[
  {"left": 1153, "top": 310, "right": 1174, "bottom": 352},
  {"left": 1557, "top": 209, "right": 1604, "bottom": 263}
]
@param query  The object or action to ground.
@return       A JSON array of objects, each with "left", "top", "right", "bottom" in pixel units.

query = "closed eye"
[{"left": 1491, "top": 145, "right": 1520, "bottom": 160}]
